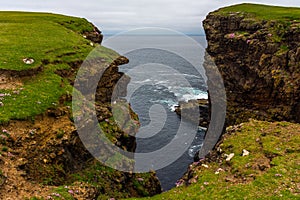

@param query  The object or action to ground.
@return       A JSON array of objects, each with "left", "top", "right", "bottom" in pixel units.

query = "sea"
[{"left": 103, "top": 34, "right": 208, "bottom": 191}]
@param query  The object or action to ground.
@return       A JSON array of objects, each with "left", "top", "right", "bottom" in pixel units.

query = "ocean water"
[{"left": 103, "top": 35, "right": 208, "bottom": 191}]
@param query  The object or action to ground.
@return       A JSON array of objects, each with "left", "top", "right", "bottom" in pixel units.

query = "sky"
[{"left": 1, "top": 0, "right": 300, "bottom": 35}]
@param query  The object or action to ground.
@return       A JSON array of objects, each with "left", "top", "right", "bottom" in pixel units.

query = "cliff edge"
[{"left": 203, "top": 3, "right": 300, "bottom": 125}]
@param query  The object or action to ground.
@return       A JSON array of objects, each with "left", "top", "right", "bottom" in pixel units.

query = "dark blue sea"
[{"left": 103, "top": 35, "right": 208, "bottom": 191}]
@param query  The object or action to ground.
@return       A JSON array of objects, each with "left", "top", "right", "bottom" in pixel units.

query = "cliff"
[
  {"left": 203, "top": 3, "right": 300, "bottom": 125},
  {"left": 0, "top": 12, "right": 161, "bottom": 199},
  {"left": 130, "top": 4, "right": 300, "bottom": 200}
]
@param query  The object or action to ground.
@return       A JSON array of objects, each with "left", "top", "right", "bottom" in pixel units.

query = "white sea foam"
[
  {"left": 132, "top": 78, "right": 151, "bottom": 84},
  {"left": 150, "top": 99, "right": 178, "bottom": 111},
  {"left": 188, "top": 144, "right": 203, "bottom": 157},
  {"left": 171, "top": 87, "right": 208, "bottom": 104},
  {"left": 149, "top": 86, "right": 208, "bottom": 112}
]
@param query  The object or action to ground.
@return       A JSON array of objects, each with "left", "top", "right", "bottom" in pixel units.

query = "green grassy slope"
[
  {"left": 217, "top": 3, "right": 300, "bottom": 21},
  {"left": 129, "top": 120, "right": 300, "bottom": 200},
  {"left": 0, "top": 12, "right": 95, "bottom": 70},
  {"left": 0, "top": 12, "right": 118, "bottom": 123}
]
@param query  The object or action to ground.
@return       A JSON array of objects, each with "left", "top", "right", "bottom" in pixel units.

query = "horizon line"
[{"left": 103, "top": 33, "right": 206, "bottom": 36}]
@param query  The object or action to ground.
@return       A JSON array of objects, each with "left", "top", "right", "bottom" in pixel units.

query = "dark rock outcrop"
[
  {"left": 175, "top": 99, "right": 210, "bottom": 127},
  {"left": 96, "top": 56, "right": 130, "bottom": 103},
  {"left": 203, "top": 8, "right": 300, "bottom": 125}
]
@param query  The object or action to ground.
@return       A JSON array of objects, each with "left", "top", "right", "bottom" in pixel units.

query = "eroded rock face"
[
  {"left": 0, "top": 57, "right": 161, "bottom": 199},
  {"left": 203, "top": 12, "right": 300, "bottom": 125},
  {"left": 96, "top": 56, "right": 130, "bottom": 103},
  {"left": 83, "top": 25, "right": 104, "bottom": 44}
]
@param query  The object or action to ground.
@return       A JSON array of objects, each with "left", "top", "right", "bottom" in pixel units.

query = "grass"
[
  {"left": 66, "top": 161, "right": 155, "bottom": 199},
  {"left": 0, "top": 11, "right": 118, "bottom": 124},
  {"left": 128, "top": 120, "right": 300, "bottom": 199},
  {"left": 0, "top": 12, "right": 94, "bottom": 71},
  {"left": 218, "top": 3, "right": 300, "bottom": 21}
]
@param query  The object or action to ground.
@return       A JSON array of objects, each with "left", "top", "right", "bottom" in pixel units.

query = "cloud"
[{"left": 0, "top": 0, "right": 299, "bottom": 34}]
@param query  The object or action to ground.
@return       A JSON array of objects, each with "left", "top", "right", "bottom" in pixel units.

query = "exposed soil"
[
  {"left": 0, "top": 72, "right": 23, "bottom": 90},
  {"left": 0, "top": 103, "right": 161, "bottom": 199},
  {"left": 0, "top": 107, "right": 73, "bottom": 199}
]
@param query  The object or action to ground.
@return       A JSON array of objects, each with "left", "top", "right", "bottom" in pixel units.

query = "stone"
[
  {"left": 22, "top": 58, "right": 34, "bottom": 65},
  {"left": 225, "top": 153, "right": 235, "bottom": 161},
  {"left": 242, "top": 149, "right": 250, "bottom": 157}
]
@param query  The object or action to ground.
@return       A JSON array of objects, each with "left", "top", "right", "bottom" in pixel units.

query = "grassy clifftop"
[
  {"left": 217, "top": 3, "right": 300, "bottom": 21},
  {"left": 1, "top": 11, "right": 95, "bottom": 71},
  {"left": 0, "top": 12, "right": 118, "bottom": 123}
]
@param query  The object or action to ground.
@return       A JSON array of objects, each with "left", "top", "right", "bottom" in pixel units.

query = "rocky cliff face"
[
  {"left": 203, "top": 8, "right": 300, "bottom": 125},
  {"left": 0, "top": 13, "right": 161, "bottom": 199},
  {"left": 0, "top": 56, "right": 161, "bottom": 200}
]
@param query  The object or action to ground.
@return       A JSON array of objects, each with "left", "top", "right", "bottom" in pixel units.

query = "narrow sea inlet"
[{"left": 104, "top": 35, "right": 208, "bottom": 190}]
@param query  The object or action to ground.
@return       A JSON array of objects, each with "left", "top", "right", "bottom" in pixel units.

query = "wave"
[
  {"left": 149, "top": 99, "right": 178, "bottom": 111},
  {"left": 148, "top": 86, "right": 208, "bottom": 112},
  {"left": 131, "top": 78, "right": 152, "bottom": 84},
  {"left": 170, "top": 87, "right": 208, "bottom": 102},
  {"left": 188, "top": 144, "right": 203, "bottom": 157}
]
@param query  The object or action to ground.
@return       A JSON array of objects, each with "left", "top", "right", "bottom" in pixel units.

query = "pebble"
[
  {"left": 201, "top": 164, "right": 209, "bottom": 168},
  {"left": 203, "top": 182, "right": 209, "bottom": 185},
  {"left": 242, "top": 149, "right": 250, "bottom": 157},
  {"left": 22, "top": 58, "right": 34, "bottom": 65},
  {"left": 215, "top": 168, "right": 224, "bottom": 175},
  {"left": 225, "top": 153, "right": 235, "bottom": 161}
]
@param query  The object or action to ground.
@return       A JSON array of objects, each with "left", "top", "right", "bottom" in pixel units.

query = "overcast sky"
[{"left": 1, "top": 0, "right": 300, "bottom": 35}]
